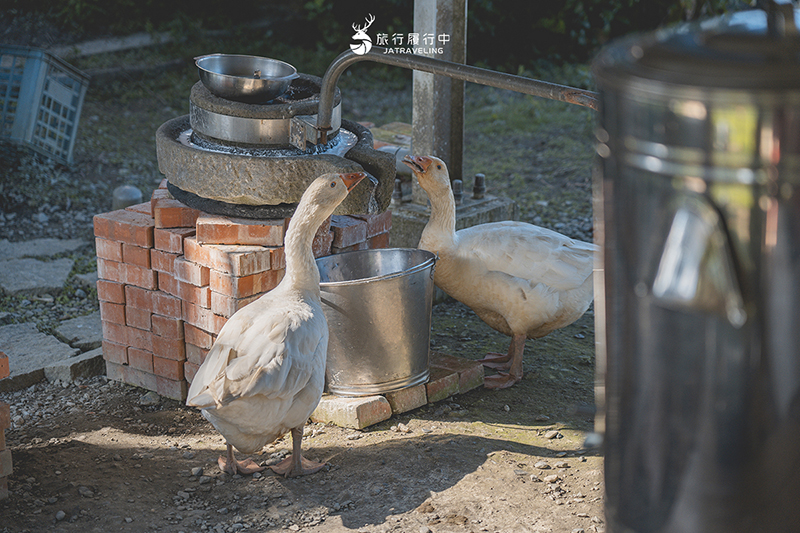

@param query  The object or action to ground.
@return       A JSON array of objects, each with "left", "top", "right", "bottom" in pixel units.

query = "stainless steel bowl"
[{"left": 195, "top": 54, "right": 297, "bottom": 103}]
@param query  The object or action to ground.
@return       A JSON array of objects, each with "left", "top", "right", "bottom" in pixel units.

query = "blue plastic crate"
[{"left": 0, "top": 45, "right": 89, "bottom": 165}]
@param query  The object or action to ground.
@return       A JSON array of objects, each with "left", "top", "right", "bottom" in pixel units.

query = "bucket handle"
[{"left": 651, "top": 194, "right": 747, "bottom": 328}]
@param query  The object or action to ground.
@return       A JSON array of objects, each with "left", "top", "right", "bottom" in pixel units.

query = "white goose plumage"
[
  {"left": 403, "top": 155, "right": 596, "bottom": 389},
  {"left": 187, "top": 171, "right": 365, "bottom": 477}
]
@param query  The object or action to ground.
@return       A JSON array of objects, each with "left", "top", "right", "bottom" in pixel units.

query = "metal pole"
[{"left": 316, "top": 46, "right": 598, "bottom": 143}]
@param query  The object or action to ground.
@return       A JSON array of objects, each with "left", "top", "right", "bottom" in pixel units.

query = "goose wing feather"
[{"left": 456, "top": 221, "right": 595, "bottom": 291}]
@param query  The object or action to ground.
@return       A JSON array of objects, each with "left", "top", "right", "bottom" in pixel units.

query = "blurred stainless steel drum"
[{"left": 592, "top": 2, "right": 800, "bottom": 531}]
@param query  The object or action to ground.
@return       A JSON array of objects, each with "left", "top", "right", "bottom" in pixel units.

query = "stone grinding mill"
[{"left": 155, "top": 54, "right": 395, "bottom": 219}]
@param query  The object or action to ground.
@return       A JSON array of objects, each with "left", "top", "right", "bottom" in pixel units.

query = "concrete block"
[
  {"left": 0, "top": 323, "right": 79, "bottom": 392},
  {"left": 311, "top": 394, "right": 392, "bottom": 429},
  {"left": 0, "top": 257, "right": 74, "bottom": 296},
  {"left": 430, "top": 351, "right": 484, "bottom": 393},
  {"left": 0, "top": 238, "right": 87, "bottom": 260},
  {"left": 55, "top": 312, "right": 103, "bottom": 351},
  {"left": 384, "top": 383, "right": 427, "bottom": 414},
  {"left": 43, "top": 347, "right": 105, "bottom": 382},
  {"left": 425, "top": 366, "right": 459, "bottom": 404}
]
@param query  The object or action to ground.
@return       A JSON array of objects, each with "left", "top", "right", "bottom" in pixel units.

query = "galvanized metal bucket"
[
  {"left": 316, "top": 248, "right": 436, "bottom": 396},
  {"left": 593, "top": 3, "right": 800, "bottom": 532}
]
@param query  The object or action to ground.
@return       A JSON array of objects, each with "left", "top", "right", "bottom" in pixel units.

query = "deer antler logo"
[{"left": 350, "top": 14, "right": 375, "bottom": 55}]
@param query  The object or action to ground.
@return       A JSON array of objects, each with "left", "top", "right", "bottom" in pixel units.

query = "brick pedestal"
[{"left": 94, "top": 180, "right": 393, "bottom": 402}]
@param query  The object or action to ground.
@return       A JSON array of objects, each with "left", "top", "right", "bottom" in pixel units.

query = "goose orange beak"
[
  {"left": 402, "top": 155, "right": 432, "bottom": 174},
  {"left": 340, "top": 172, "right": 366, "bottom": 191}
]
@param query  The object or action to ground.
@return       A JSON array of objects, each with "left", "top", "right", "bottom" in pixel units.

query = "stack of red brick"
[
  {"left": 0, "top": 351, "right": 11, "bottom": 500},
  {"left": 93, "top": 180, "right": 392, "bottom": 402}
]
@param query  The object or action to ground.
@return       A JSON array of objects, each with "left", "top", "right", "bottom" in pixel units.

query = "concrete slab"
[
  {"left": 44, "top": 347, "right": 105, "bottom": 383},
  {"left": 55, "top": 312, "right": 102, "bottom": 351},
  {"left": 0, "top": 238, "right": 87, "bottom": 260},
  {"left": 311, "top": 394, "right": 392, "bottom": 429},
  {"left": 0, "top": 258, "right": 74, "bottom": 296},
  {"left": 0, "top": 323, "right": 80, "bottom": 392}
]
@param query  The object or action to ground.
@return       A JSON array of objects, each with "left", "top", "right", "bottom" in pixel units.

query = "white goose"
[
  {"left": 187, "top": 172, "right": 365, "bottom": 477},
  {"left": 403, "top": 155, "right": 596, "bottom": 389}
]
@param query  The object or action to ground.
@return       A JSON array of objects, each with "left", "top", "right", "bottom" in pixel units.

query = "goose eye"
[
  {"left": 436, "top": 164, "right": 442, "bottom": 169},
  {"left": 330, "top": 181, "right": 337, "bottom": 188}
]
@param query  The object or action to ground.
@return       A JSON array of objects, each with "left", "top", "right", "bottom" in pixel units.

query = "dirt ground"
[{"left": 1, "top": 301, "right": 602, "bottom": 533}]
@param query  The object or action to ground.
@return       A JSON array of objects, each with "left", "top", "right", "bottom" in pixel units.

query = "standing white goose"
[
  {"left": 403, "top": 155, "right": 596, "bottom": 389},
  {"left": 187, "top": 172, "right": 365, "bottom": 477}
]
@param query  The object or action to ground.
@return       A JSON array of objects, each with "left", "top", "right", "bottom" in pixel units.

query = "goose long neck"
[
  {"left": 283, "top": 205, "right": 324, "bottom": 291},
  {"left": 424, "top": 180, "right": 457, "bottom": 247}
]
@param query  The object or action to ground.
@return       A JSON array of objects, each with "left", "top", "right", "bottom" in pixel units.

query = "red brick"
[
  {"left": 156, "top": 376, "right": 187, "bottom": 401},
  {"left": 102, "top": 340, "right": 128, "bottom": 365},
  {"left": 330, "top": 215, "right": 367, "bottom": 247},
  {"left": 153, "top": 292, "right": 182, "bottom": 319},
  {"left": 125, "top": 286, "right": 154, "bottom": 310},
  {"left": 151, "top": 249, "right": 179, "bottom": 273},
  {"left": 185, "top": 343, "right": 210, "bottom": 365},
  {"left": 271, "top": 247, "right": 286, "bottom": 270},
  {"left": 352, "top": 211, "right": 392, "bottom": 237},
  {"left": 126, "top": 325, "right": 153, "bottom": 352},
  {"left": 122, "top": 243, "right": 151, "bottom": 268},
  {"left": 157, "top": 178, "right": 168, "bottom": 190},
  {"left": 0, "top": 401, "right": 9, "bottom": 431},
  {"left": 384, "top": 383, "right": 427, "bottom": 414},
  {"left": 128, "top": 347, "right": 154, "bottom": 373},
  {"left": 124, "top": 201, "right": 152, "bottom": 215},
  {"left": 210, "top": 269, "right": 283, "bottom": 298},
  {"left": 430, "top": 351, "right": 484, "bottom": 393},
  {"left": 151, "top": 315, "right": 184, "bottom": 339},
  {"left": 183, "top": 302, "right": 227, "bottom": 335},
  {"left": 153, "top": 356, "right": 184, "bottom": 380},
  {"left": 125, "top": 305, "right": 151, "bottom": 330},
  {"left": 95, "top": 238, "right": 123, "bottom": 262},
  {"left": 97, "top": 258, "right": 125, "bottom": 283},
  {"left": 174, "top": 256, "right": 210, "bottom": 286},
  {"left": 184, "top": 237, "right": 273, "bottom": 277},
  {"left": 125, "top": 263, "right": 157, "bottom": 290},
  {"left": 331, "top": 240, "right": 369, "bottom": 255},
  {"left": 152, "top": 195, "right": 200, "bottom": 229},
  {"left": 93, "top": 209, "right": 154, "bottom": 248},
  {"left": 425, "top": 366, "right": 459, "bottom": 404},
  {"left": 0, "top": 426, "right": 5, "bottom": 451},
  {"left": 0, "top": 352, "right": 8, "bottom": 380},
  {"left": 152, "top": 335, "right": 186, "bottom": 362},
  {"left": 311, "top": 395, "right": 392, "bottom": 429},
  {"left": 99, "top": 301, "right": 126, "bottom": 325},
  {"left": 97, "top": 279, "right": 126, "bottom": 304},
  {"left": 195, "top": 214, "right": 284, "bottom": 246},
  {"left": 150, "top": 188, "right": 172, "bottom": 216},
  {"left": 101, "top": 321, "right": 128, "bottom": 345},
  {"left": 184, "top": 361, "right": 200, "bottom": 384},
  {"left": 154, "top": 227, "right": 195, "bottom": 253},
  {"left": 157, "top": 271, "right": 179, "bottom": 297},
  {"left": 179, "top": 281, "right": 212, "bottom": 308},
  {"left": 211, "top": 292, "right": 261, "bottom": 318},
  {"left": 313, "top": 219, "right": 334, "bottom": 258},
  {"left": 367, "top": 231, "right": 391, "bottom": 250},
  {"left": 185, "top": 324, "right": 214, "bottom": 350}
]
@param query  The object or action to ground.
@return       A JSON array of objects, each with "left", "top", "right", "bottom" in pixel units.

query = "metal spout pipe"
[{"left": 316, "top": 46, "right": 598, "bottom": 143}]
